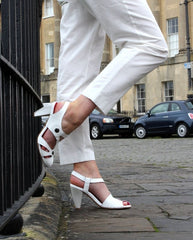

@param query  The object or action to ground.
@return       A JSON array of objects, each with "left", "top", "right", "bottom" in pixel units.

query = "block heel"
[{"left": 70, "top": 185, "right": 83, "bottom": 209}]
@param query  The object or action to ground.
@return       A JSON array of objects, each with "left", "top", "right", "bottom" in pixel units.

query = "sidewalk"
[
  {"left": 2, "top": 137, "right": 193, "bottom": 240},
  {"left": 53, "top": 137, "right": 193, "bottom": 240}
]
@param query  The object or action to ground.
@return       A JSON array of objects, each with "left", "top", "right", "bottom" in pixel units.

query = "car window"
[
  {"left": 92, "top": 109, "right": 100, "bottom": 114},
  {"left": 151, "top": 103, "right": 169, "bottom": 114},
  {"left": 185, "top": 101, "right": 193, "bottom": 110},
  {"left": 108, "top": 109, "right": 118, "bottom": 114},
  {"left": 170, "top": 103, "right": 180, "bottom": 111}
]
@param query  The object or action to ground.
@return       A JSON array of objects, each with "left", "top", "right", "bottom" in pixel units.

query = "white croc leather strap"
[
  {"left": 72, "top": 171, "right": 104, "bottom": 192},
  {"left": 71, "top": 171, "right": 104, "bottom": 183},
  {"left": 102, "top": 194, "right": 123, "bottom": 209},
  {"left": 34, "top": 102, "right": 55, "bottom": 117},
  {"left": 46, "top": 102, "right": 70, "bottom": 141},
  {"left": 84, "top": 177, "right": 91, "bottom": 192}
]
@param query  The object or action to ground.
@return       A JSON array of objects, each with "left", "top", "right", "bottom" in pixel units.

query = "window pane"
[
  {"left": 46, "top": 42, "right": 54, "bottom": 74},
  {"left": 171, "top": 103, "right": 180, "bottom": 111},
  {"left": 137, "top": 84, "right": 146, "bottom": 113},
  {"left": 185, "top": 101, "right": 193, "bottom": 110},
  {"left": 42, "top": 95, "right": 50, "bottom": 103},
  {"left": 164, "top": 81, "right": 173, "bottom": 101},
  {"left": 44, "top": 0, "right": 54, "bottom": 17},
  {"left": 168, "top": 18, "right": 178, "bottom": 34},
  {"left": 151, "top": 103, "right": 169, "bottom": 114},
  {"left": 167, "top": 18, "right": 179, "bottom": 57}
]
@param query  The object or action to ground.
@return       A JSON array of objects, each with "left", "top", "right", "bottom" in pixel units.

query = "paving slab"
[
  {"left": 66, "top": 232, "right": 193, "bottom": 240},
  {"left": 159, "top": 204, "right": 193, "bottom": 219},
  {"left": 150, "top": 216, "right": 193, "bottom": 232},
  {"left": 68, "top": 217, "right": 154, "bottom": 233}
]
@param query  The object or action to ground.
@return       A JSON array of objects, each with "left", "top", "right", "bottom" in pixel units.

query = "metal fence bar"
[
  {"left": 0, "top": 0, "right": 44, "bottom": 231},
  {"left": 0, "top": 34, "right": 3, "bottom": 217}
]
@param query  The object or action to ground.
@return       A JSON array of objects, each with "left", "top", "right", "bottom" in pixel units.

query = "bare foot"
[
  {"left": 71, "top": 161, "right": 130, "bottom": 206},
  {"left": 71, "top": 161, "right": 110, "bottom": 203},
  {"left": 70, "top": 174, "right": 110, "bottom": 203},
  {"left": 70, "top": 173, "right": 130, "bottom": 207}
]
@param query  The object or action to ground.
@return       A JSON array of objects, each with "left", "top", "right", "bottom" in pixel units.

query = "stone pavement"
[
  {"left": 2, "top": 137, "right": 193, "bottom": 239},
  {"left": 52, "top": 137, "right": 193, "bottom": 240}
]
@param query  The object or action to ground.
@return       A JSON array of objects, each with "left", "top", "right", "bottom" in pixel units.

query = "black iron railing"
[{"left": 0, "top": 0, "right": 44, "bottom": 231}]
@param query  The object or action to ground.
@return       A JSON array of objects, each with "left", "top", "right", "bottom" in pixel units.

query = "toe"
[{"left": 123, "top": 200, "right": 131, "bottom": 207}]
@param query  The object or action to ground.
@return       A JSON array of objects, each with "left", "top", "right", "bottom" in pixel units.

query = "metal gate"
[{"left": 0, "top": 0, "right": 44, "bottom": 231}]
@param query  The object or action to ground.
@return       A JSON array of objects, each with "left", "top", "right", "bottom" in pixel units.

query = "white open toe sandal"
[{"left": 70, "top": 171, "right": 131, "bottom": 209}]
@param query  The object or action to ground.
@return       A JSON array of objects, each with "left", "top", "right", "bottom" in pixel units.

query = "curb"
[{"left": 2, "top": 172, "right": 62, "bottom": 240}]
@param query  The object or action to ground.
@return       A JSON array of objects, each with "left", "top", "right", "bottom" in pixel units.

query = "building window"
[
  {"left": 137, "top": 84, "right": 146, "bottom": 113},
  {"left": 167, "top": 17, "right": 179, "bottom": 57},
  {"left": 164, "top": 81, "right": 174, "bottom": 101},
  {"left": 44, "top": 0, "right": 54, "bottom": 17},
  {"left": 42, "top": 95, "right": 50, "bottom": 103},
  {"left": 45, "top": 42, "right": 54, "bottom": 75}
]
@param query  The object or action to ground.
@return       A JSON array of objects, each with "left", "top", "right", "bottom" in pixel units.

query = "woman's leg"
[
  {"left": 41, "top": 0, "right": 168, "bottom": 207},
  {"left": 55, "top": 1, "right": 114, "bottom": 203},
  {"left": 55, "top": 0, "right": 105, "bottom": 165}
]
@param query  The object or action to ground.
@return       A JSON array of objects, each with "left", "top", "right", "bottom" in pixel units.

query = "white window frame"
[
  {"left": 45, "top": 42, "right": 54, "bottom": 75},
  {"left": 164, "top": 81, "right": 174, "bottom": 101},
  {"left": 167, "top": 17, "right": 179, "bottom": 57},
  {"left": 44, "top": 0, "right": 54, "bottom": 18},
  {"left": 136, "top": 84, "right": 146, "bottom": 114}
]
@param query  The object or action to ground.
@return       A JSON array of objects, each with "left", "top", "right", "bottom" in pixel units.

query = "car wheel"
[
  {"left": 90, "top": 123, "right": 102, "bottom": 139},
  {"left": 135, "top": 125, "right": 146, "bottom": 139},
  {"left": 176, "top": 123, "right": 189, "bottom": 138}
]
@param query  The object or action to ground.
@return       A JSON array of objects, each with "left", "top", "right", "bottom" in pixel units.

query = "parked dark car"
[
  {"left": 89, "top": 109, "right": 134, "bottom": 139},
  {"left": 134, "top": 100, "right": 193, "bottom": 139}
]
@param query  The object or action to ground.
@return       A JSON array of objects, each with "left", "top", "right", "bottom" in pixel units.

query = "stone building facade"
[
  {"left": 122, "top": 0, "right": 193, "bottom": 118},
  {"left": 40, "top": 0, "right": 193, "bottom": 118},
  {"left": 40, "top": 0, "right": 61, "bottom": 102}
]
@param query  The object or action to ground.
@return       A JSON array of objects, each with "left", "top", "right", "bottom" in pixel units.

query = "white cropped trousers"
[{"left": 57, "top": 0, "right": 168, "bottom": 165}]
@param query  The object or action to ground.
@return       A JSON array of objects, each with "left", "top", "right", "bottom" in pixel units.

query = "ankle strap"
[
  {"left": 71, "top": 171, "right": 104, "bottom": 183},
  {"left": 72, "top": 171, "right": 104, "bottom": 192},
  {"left": 46, "top": 101, "right": 69, "bottom": 141}
]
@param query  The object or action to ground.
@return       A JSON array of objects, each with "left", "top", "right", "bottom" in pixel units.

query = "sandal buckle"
[{"left": 55, "top": 128, "right": 60, "bottom": 133}]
